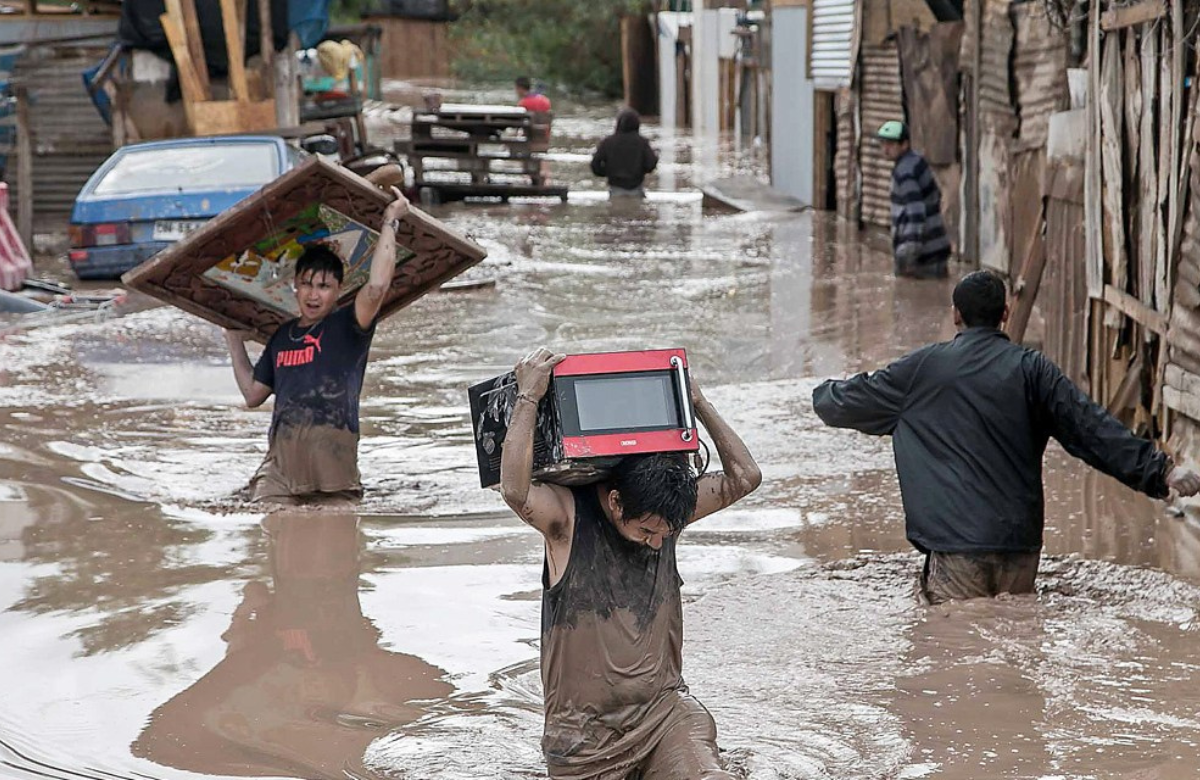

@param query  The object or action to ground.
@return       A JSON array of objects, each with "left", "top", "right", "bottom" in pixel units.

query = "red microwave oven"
[{"left": 468, "top": 348, "right": 699, "bottom": 488}]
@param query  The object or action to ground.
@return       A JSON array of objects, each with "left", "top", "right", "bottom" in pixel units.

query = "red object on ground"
[
  {"left": 519, "top": 93, "right": 552, "bottom": 112},
  {"left": 0, "top": 183, "right": 32, "bottom": 291}
]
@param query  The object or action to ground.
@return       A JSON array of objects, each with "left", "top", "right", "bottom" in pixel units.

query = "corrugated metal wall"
[
  {"left": 834, "top": 86, "right": 856, "bottom": 220},
  {"left": 974, "top": 0, "right": 1016, "bottom": 274},
  {"left": 811, "top": 0, "right": 856, "bottom": 90},
  {"left": 858, "top": 41, "right": 903, "bottom": 227},
  {"left": 6, "top": 46, "right": 112, "bottom": 232},
  {"left": 1012, "top": 1, "right": 1068, "bottom": 153}
]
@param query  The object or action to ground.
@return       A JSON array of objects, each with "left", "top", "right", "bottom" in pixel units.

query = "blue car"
[{"left": 68, "top": 135, "right": 304, "bottom": 280}]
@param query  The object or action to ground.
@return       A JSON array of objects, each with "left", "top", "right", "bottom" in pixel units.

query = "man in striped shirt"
[{"left": 879, "top": 120, "right": 952, "bottom": 279}]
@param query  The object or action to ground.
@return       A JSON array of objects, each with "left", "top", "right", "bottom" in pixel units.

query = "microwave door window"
[{"left": 571, "top": 374, "right": 680, "bottom": 434}]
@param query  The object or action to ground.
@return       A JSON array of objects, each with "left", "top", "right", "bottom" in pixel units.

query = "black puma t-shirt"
[{"left": 253, "top": 304, "right": 376, "bottom": 440}]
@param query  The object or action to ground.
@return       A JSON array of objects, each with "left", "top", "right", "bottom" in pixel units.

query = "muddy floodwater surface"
[{"left": 3, "top": 86, "right": 1200, "bottom": 780}]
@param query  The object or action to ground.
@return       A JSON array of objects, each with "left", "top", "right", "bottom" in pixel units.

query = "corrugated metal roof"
[
  {"left": 812, "top": 0, "right": 856, "bottom": 90},
  {"left": 1012, "top": 1, "right": 1068, "bottom": 151}
]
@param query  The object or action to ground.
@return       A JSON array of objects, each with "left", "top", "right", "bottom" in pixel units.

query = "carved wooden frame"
[{"left": 122, "top": 157, "right": 487, "bottom": 343}]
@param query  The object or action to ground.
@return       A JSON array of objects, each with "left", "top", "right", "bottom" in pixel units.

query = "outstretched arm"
[
  {"left": 812, "top": 348, "right": 928, "bottom": 436},
  {"left": 225, "top": 330, "right": 272, "bottom": 408},
  {"left": 499, "top": 348, "right": 574, "bottom": 540},
  {"left": 690, "top": 382, "right": 763, "bottom": 524},
  {"left": 1033, "top": 353, "right": 1200, "bottom": 499},
  {"left": 355, "top": 186, "right": 410, "bottom": 331}
]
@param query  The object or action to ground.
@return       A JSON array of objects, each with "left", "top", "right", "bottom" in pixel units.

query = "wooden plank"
[
  {"left": 1170, "top": 322, "right": 1200, "bottom": 364},
  {"left": 1103, "top": 283, "right": 1168, "bottom": 333},
  {"left": 166, "top": 0, "right": 210, "bottom": 99},
  {"left": 1139, "top": 30, "right": 1159, "bottom": 309},
  {"left": 1165, "top": 363, "right": 1200, "bottom": 397},
  {"left": 1171, "top": 346, "right": 1200, "bottom": 378},
  {"left": 257, "top": 0, "right": 274, "bottom": 88},
  {"left": 219, "top": 0, "right": 250, "bottom": 101},
  {"left": 15, "top": 86, "right": 32, "bottom": 252},
  {"left": 1084, "top": 0, "right": 1103, "bottom": 300},
  {"left": 1101, "top": 0, "right": 1166, "bottom": 31},
  {"left": 189, "top": 98, "right": 276, "bottom": 136},
  {"left": 1157, "top": 23, "right": 1172, "bottom": 316},
  {"left": 1171, "top": 69, "right": 1198, "bottom": 282},
  {"left": 1163, "top": 385, "right": 1200, "bottom": 421},
  {"left": 1007, "top": 201, "right": 1046, "bottom": 344},
  {"left": 160, "top": 12, "right": 208, "bottom": 106},
  {"left": 274, "top": 32, "right": 300, "bottom": 127},
  {"left": 1167, "top": 0, "right": 1184, "bottom": 289},
  {"left": 1099, "top": 34, "right": 1127, "bottom": 294}
]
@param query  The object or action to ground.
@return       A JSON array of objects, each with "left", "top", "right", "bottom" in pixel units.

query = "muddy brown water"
[{"left": 3, "top": 85, "right": 1200, "bottom": 779}]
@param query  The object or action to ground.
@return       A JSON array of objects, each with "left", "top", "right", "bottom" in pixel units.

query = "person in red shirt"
[{"left": 515, "top": 76, "right": 552, "bottom": 112}]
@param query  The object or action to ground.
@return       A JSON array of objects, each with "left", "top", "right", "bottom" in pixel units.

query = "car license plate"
[{"left": 152, "top": 220, "right": 206, "bottom": 241}]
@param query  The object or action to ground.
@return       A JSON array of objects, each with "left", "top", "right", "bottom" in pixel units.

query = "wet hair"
[
  {"left": 294, "top": 244, "right": 345, "bottom": 285},
  {"left": 515, "top": 76, "right": 531, "bottom": 91},
  {"left": 610, "top": 453, "right": 698, "bottom": 534},
  {"left": 953, "top": 270, "right": 1008, "bottom": 328},
  {"left": 616, "top": 108, "right": 641, "bottom": 134}
]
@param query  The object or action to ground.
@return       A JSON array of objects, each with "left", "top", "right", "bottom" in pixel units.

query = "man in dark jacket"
[
  {"left": 812, "top": 270, "right": 1200, "bottom": 603},
  {"left": 591, "top": 108, "right": 659, "bottom": 198},
  {"left": 879, "top": 120, "right": 952, "bottom": 279}
]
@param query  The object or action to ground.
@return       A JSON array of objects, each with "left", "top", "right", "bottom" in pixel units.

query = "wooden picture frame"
[{"left": 122, "top": 157, "right": 487, "bottom": 343}]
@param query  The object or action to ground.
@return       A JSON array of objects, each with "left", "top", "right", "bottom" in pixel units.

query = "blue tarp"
[{"left": 290, "top": 0, "right": 331, "bottom": 49}]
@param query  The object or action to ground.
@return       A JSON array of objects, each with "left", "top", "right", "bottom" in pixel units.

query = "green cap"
[{"left": 877, "top": 120, "right": 908, "bottom": 141}]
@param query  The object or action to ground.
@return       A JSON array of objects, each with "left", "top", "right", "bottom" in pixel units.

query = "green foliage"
[{"left": 449, "top": 0, "right": 650, "bottom": 98}]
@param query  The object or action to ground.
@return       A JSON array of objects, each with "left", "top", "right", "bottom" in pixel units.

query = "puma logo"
[{"left": 302, "top": 333, "right": 323, "bottom": 353}]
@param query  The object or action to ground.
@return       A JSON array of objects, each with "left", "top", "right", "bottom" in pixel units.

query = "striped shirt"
[{"left": 890, "top": 150, "right": 951, "bottom": 265}]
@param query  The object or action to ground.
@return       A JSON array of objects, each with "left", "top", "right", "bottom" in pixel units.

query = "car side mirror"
[{"left": 301, "top": 134, "right": 339, "bottom": 156}]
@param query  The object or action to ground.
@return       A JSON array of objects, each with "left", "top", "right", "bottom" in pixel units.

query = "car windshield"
[{"left": 90, "top": 142, "right": 279, "bottom": 196}]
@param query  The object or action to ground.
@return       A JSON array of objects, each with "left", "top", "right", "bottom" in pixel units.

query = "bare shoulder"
[{"left": 507, "top": 480, "right": 576, "bottom": 542}]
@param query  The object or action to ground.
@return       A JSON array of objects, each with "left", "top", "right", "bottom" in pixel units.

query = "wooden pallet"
[
  {"left": 416, "top": 181, "right": 569, "bottom": 204},
  {"left": 398, "top": 137, "right": 540, "bottom": 159}
]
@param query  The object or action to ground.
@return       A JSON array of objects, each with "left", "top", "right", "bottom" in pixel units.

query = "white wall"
[{"left": 770, "top": 6, "right": 816, "bottom": 205}]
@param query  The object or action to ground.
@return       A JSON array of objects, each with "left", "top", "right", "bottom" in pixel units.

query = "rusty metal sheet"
[
  {"left": 859, "top": 42, "right": 905, "bottom": 227},
  {"left": 1042, "top": 159, "right": 1087, "bottom": 386},
  {"left": 1012, "top": 1, "right": 1068, "bottom": 151},
  {"left": 979, "top": 0, "right": 1016, "bottom": 129},
  {"left": 834, "top": 87, "right": 857, "bottom": 219},
  {"left": 896, "top": 22, "right": 963, "bottom": 167},
  {"left": 122, "top": 158, "right": 487, "bottom": 344}
]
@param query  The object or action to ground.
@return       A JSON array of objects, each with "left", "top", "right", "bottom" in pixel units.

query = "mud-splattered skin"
[
  {"left": 540, "top": 488, "right": 687, "bottom": 778},
  {"left": 6, "top": 87, "right": 1200, "bottom": 780}
]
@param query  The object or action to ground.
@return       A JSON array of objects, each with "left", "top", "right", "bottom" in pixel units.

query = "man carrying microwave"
[{"left": 499, "top": 347, "right": 762, "bottom": 780}]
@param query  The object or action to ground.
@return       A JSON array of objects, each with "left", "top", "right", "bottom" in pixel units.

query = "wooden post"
[
  {"left": 257, "top": 0, "right": 274, "bottom": 78},
  {"left": 1007, "top": 202, "right": 1047, "bottom": 344},
  {"left": 274, "top": 32, "right": 301, "bottom": 128},
  {"left": 15, "top": 86, "right": 32, "bottom": 252},
  {"left": 219, "top": 0, "right": 250, "bottom": 101},
  {"left": 160, "top": 11, "right": 208, "bottom": 106},
  {"left": 167, "top": 0, "right": 210, "bottom": 99}
]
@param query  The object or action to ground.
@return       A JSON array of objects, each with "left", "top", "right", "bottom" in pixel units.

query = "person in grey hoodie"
[{"left": 591, "top": 108, "right": 659, "bottom": 198}]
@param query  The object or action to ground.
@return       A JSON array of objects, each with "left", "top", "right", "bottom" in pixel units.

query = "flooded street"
[{"left": 3, "top": 86, "right": 1200, "bottom": 779}]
